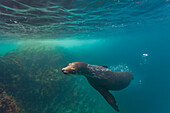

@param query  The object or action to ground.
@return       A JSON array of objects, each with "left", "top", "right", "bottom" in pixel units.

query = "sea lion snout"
[
  {"left": 61, "top": 68, "right": 70, "bottom": 74},
  {"left": 61, "top": 63, "right": 78, "bottom": 75},
  {"left": 61, "top": 68, "right": 67, "bottom": 74}
]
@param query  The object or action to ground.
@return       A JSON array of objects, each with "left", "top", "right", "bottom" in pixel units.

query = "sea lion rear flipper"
[{"left": 97, "top": 88, "right": 120, "bottom": 112}]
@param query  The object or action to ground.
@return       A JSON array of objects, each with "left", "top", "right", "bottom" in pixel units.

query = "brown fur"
[{"left": 62, "top": 62, "right": 133, "bottom": 112}]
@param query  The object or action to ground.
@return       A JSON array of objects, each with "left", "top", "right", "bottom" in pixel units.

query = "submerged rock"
[
  {"left": 0, "top": 88, "right": 19, "bottom": 113},
  {"left": 0, "top": 44, "right": 101, "bottom": 113}
]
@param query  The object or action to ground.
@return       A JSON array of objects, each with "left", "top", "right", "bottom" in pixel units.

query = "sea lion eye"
[{"left": 72, "top": 70, "right": 76, "bottom": 73}]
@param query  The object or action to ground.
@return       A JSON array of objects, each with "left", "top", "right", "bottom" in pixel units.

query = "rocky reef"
[
  {"left": 0, "top": 44, "right": 102, "bottom": 113},
  {"left": 0, "top": 87, "right": 19, "bottom": 113},
  {"left": 0, "top": 44, "right": 71, "bottom": 112}
]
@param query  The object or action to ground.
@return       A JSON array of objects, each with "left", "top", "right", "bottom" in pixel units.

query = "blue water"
[{"left": 0, "top": 0, "right": 170, "bottom": 113}]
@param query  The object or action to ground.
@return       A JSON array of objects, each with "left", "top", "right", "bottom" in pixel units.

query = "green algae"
[
  {"left": 0, "top": 87, "right": 19, "bottom": 113},
  {"left": 0, "top": 44, "right": 103, "bottom": 113}
]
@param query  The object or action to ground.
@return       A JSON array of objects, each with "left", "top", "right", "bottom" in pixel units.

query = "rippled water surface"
[
  {"left": 0, "top": 0, "right": 170, "bottom": 38},
  {"left": 0, "top": 0, "right": 170, "bottom": 113}
]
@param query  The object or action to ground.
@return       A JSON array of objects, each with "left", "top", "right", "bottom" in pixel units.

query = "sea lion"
[{"left": 62, "top": 62, "right": 133, "bottom": 112}]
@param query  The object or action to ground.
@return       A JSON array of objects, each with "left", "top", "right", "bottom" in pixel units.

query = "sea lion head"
[{"left": 62, "top": 62, "right": 87, "bottom": 75}]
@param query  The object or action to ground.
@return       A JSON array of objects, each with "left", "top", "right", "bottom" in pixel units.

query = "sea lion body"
[
  {"left": 62, "top": 62, "right": 133, "bottom": 112},
  {"left": 85, "top": 64, "right": 133, "bottom": 90}
]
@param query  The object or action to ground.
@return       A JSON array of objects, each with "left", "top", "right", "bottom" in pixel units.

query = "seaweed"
[
  {"left": 0, "top": 88, "right": 19, "bottom": 113},
  {"left": 0, "top": 44, "right": 99, "bottom": 113}
]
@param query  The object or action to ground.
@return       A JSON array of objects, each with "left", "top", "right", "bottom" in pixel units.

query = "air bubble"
[
  {"left": 14, "top": 21, "right": 18, "bottom": 24},
  {"left": 140, "top": 53, "right": 149, "bottom": 65}
]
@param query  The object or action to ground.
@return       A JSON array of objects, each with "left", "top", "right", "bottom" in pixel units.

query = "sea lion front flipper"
[{"left": 97, "top": 88, "right": 120, "bottom": 112}]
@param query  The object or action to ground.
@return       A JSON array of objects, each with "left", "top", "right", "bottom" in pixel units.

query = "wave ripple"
[{"left": 0, "top": 0, "right": 169, "bottom": 38}]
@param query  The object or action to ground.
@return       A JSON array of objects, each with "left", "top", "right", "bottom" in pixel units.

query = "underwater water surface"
[{"left": 0, "top": 0, "right": 170, "bottom": 113}]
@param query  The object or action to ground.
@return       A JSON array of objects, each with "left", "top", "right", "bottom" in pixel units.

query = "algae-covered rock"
[
  {"left": 0, "top": 89, "right": 19, "bottom": 113},
  {"left": 0, "top": 44, "right": 99, "bottom": 113}
]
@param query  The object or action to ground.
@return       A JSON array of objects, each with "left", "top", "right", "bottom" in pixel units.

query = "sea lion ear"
[{"left": 101, "top": 66, "right": 108, "bottom": 68}]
